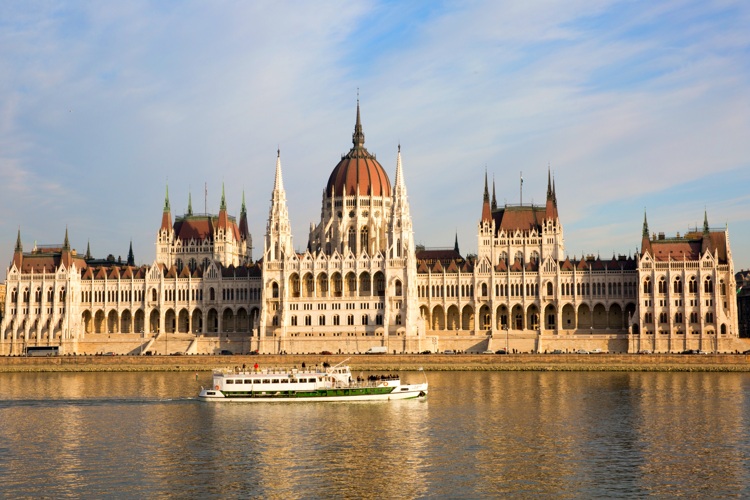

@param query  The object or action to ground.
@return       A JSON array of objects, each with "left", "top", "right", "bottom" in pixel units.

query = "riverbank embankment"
[{"left": 1, "top": 353, "right": 750, "bottom": 373}]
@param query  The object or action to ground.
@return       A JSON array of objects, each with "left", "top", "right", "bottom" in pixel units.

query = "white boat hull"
[{"left": 198, "top": 382, "right": 428, "bottom": 403}]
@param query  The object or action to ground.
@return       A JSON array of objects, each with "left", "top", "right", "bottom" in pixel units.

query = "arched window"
[
  {"left": 481, "top": 283, "right": 488, "bottom": 296},
  {"left": 319, "top": 315, "right": 325, "bottom": 326},
  {"left": 689, "top": 277, "right": 697, "bottom": 294},
  {"left": 360, "top": 227, "right": 369, "bottom": 255},
  {"left": 673, "top": 277, "right": 683, "bottom": 294},
  {"left": 705, "top": 312, "right": 714, "bottom": 324},
  {"left": 658, "top": 278, "right": 667, "bottom": 294},
  {"left": 704, "top": 278, "right": 713, "bottom": 294},
  {"left": 272, "top": 282, "right": 279, "bottom": 299},
  {"left": 720, "top": 280, "right": 726, "bottom": 295},
  {"left": 546, "top": 282, "right": 553, "bottom": 296},
  {"left": 643, "top": 278, "right": 652, "bottom": 294},
  {"left": 395, "top": 314, "right": 402, "bottom": 325},
  {"left": 395, "top": 280, "right": 402, "bottom": 296},
  {"left": 348, "top": 227, "right": 356, "bottom": 254}
]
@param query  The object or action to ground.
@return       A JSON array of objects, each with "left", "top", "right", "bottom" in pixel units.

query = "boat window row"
[{"left": 224, "top": 378, "right": 318, "bottom": 384}]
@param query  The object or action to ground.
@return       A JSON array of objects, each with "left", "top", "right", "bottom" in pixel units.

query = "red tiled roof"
[{"left": 492, "top": 205, "right": 547, "bottom": 234}]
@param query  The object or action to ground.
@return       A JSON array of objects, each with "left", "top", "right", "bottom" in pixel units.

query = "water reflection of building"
[{"left": 0, "top": 103, "right": 742, "bottom": 355}]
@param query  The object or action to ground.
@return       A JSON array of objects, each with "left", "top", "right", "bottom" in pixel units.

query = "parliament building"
[{"left": 0, "top": 105, "right": 741, "bottom": 355}]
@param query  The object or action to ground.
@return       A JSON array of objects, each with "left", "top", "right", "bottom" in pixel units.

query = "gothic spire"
[
  {"left": 15, "top": 227, "right": 22, "bottom": 252},
  {"left": 163, "top": 184, "right": 170, "bottom": 212},
  {"left": 491, "top": 177, "right": 497, "bottom": 210},
  {"left": 63, "top": 226, "right": 70, "bottom": 251},
  {"left": 220, "top": 183, "right": 227, "bottom": 211},
  {"left": 481, "top": 171, "right": 492, "bottom": 222},
  {"left": 187, "top": 191, "right": 193, "bottom": 216},
  {"left": 454, "top": 231, "right": 460, "bottom": 254},
  {"left": 127, "top": 240, "right": 135, "bottom": 266},
  {"left": 273, "top": 148, "right": 285, "bottom": 194},
  {"left": 394, "top": 144, "right": 404, "bottom": 188},
  {"left": 546, "top": 165, "right": 553, "bottom": 201},
  {"left": 85, "top": 240, "right": 91, "bottom": 260},
  {"left": 642, "top": 210, "right": 649, "bottom": 238},
  {"left": 703, "top": 209, "right": 709, "bottom": 234},
  {"left": 241, "top": 190, "right": 247, "bottom": 215}
]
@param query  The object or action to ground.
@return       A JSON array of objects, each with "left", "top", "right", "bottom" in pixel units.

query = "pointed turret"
[
  {"left": 12, "top": 228, "right": 23, "bottom": 269},
  {"left": 701, "top": 209, "right": 713, "bottom": 255},
  {"left": 127, "top": 241, "right": 135, "bottom": 266},
  {"left": 187, "top": 192, "right": 193, "bottom": 216},
  {"left": 454, "top": 232, "right": 460, "bottom": 254},
  {"left": 161, "top": 185, "right": 172, "bottom": 231},
  {"left": 491, "top": 177, "right": 497, "bottom": 210},
  {"left": 85, "top": 240, "right": 92, "bottom": 260},
  {"left": 61, "top": 227, "right": 73, "bottom": 268},
  {"left": 545, "top": 166, "right": 559, "bottom": 220},
  {"left": 239, "top": 190, "right": 249, "bottom": 241},
  {"left": 481, "top": 171, "right": 492, "bottom": 222},
  {"left": 640, "top": 210, "right": 652, "bottom": 255},
  {"left": 217, "top": 183, "right": 229, "bottom": 230}
]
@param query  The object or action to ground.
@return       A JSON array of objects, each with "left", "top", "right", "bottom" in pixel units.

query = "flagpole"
[{"left": 520, "top": 171, "right": 523, "bottom": 206}]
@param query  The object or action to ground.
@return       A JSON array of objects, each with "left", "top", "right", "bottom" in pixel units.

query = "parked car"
[
  {"left": 495, "top": 349, "right": 508, "bottom": 355},
  {"left": 443, "top": 350, "right": 456, "bottom": 354},
  {"left": 320, "top": 351, "right": 333, "bottom": 355},
  {"left": 638, "top": 349, "right": 652, "bottom": 354},
  {"left": 576, "top": 349, "right": 590, "bottom": 354},
  {"left": 219, "top": 350, "right": 233, "bottom": 355},
  {"left": 590, "top": 348, "right": 603, "bottom": 354},
  {"left": 551, "top": 349, "right": 564, "bottom": 354},
  {"left": 481, "top": 350, "right": 495, "bottom": 354}
]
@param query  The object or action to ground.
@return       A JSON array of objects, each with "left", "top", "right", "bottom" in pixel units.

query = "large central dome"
[{"left": 325, "top": 104, "right": 391, "bottom": 198}]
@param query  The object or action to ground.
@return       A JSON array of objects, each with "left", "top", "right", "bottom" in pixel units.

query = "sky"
[{"left": 1, "top": 0, "right": 749, "bottom": 278}]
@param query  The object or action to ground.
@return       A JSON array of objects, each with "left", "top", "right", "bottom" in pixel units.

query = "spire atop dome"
[
  {"left": 220, "top": 183, "right": 226, "bottom": 211},
  {"left": 352, "top": 98, "right": 365, "bottom": 149},
  {"left": 642, "top": 210, "right": 649, "bottom": 238}
]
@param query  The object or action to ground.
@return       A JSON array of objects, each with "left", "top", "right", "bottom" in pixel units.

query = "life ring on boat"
[
  {"left": 214, "top": 385, "right": 220, "bottom": 390},
  {"left": 381, "top": 382, "right": 388, "bottom": 387}
]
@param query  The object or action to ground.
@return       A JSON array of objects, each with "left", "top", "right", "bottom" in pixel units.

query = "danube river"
[{"left": 2, "top": 370, "right": 750, "bottom": 498}]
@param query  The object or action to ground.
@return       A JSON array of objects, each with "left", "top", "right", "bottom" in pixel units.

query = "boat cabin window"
[
  {"left": 244, "top": 380, "right": 252, "bottom": 384},
  {"left": 262, "top": 379, "right": 270, "bottom": 384},
  {"left": 280, "top": 379, "right": 288, "bottom": 384},
  {"left": 226, "top": 380, "right": 234, "bottom": 384},
  {"left": 290, "top": 379, "right": 298, "bottom": 383},
  {"left": 272, "top": 379, "right": 280, "bottom": 383}
]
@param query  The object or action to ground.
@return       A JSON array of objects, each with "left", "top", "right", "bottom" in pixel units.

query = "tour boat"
[{"left": 198, "top": 360, "right": 428, "bottom": 402}]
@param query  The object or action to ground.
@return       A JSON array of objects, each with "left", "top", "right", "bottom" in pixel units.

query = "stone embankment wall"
[{"left": 2, "top": 353, "right": 750, "bottom": 373}]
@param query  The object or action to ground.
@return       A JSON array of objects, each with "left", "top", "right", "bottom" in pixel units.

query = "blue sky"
[{"left": 1, "top": 0, "right": 749, "bottom": 276}]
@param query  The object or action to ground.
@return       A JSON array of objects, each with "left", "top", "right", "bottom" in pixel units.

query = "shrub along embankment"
[{"left": 1, "top": 353, "right": 749, "bottom": 373}]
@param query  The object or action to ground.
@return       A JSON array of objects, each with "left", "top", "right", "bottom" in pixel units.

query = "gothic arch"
[{"left": 432, "top": 305, "right": 445, "bottom": 330}]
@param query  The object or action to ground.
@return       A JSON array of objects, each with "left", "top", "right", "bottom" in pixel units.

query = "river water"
[{"left": 2, "top": 370, "right": 750, "bottom": 498}]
